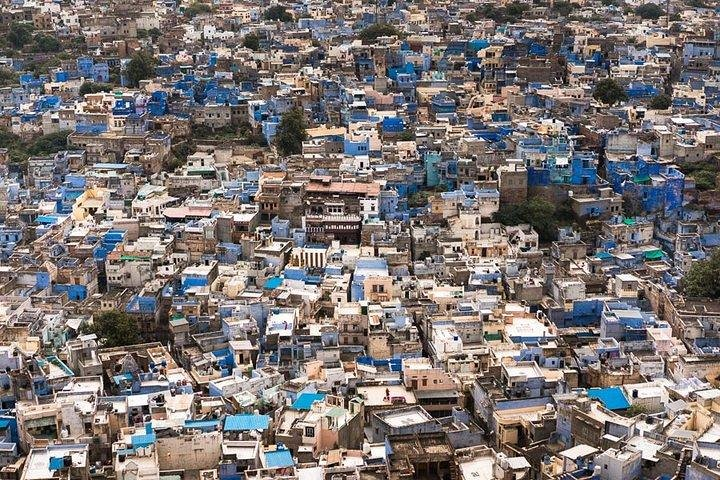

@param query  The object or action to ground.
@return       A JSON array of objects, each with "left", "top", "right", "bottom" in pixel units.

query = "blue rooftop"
[
  {"left": 224, "top": 414, "right": 270, "bottom": 432},
  {"left": 131, "top": 432, "right": 156, "bottom": 449},
  {"left": 587, "top": 387, "right": 631, "bottom": 410},
  {"left": 291, "top": 392, "right": 325, "bottom": 410},
  {"left": 265, "top": 448, "right": 294, "bottom": 468},
  {"left": 264, "top": 276, "right": 283, "bottom": 289}
]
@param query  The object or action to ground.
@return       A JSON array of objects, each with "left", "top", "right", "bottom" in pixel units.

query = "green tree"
[
  {"left": 0, "top": 130, "right": 29, "bottom": 164},
  {"left": 398, "top": 129, "right": 415, "bottom": 141},
  {"left": 263, "top": 5, "right": 293, "bottom": 22},
  {"left": 552, "top": 0, "right": 576, "bottom": 16},
  {"left": 24, "top": 56, "right": 61, "bottom": 77},
  {"left": 635, "top": 3, "right": 664, "bottom": 18},
  {"left": 8, "top": 23, "right": 34, "bottom": 49},
  {"left": 593, "top": 78, "right": 628, "bottom": 106},
  {"left": 137, "top": 29, "right": 148, "bottom": 39},
  {"left": 243, "top": 33, "right": 260, "bottom": 51},
  {"left": 184, "top": 1, "right": 213, "bottom": 18},
  {"left": 693, "top": 170, "right": 717, "bottom": 191},
  {"left": 0, "top": 67, "right": 18, "bottom": 87},
  {"left": 358, "top": 23, "right": 402, "bottom": 43},
  {"left": 274, "top": 108, "right": 308, "bottom": 156},
  {"left": 82, "top": 310, "right": 141, "bottom": 348},
  {"left": 126, "top": 51, "right": 156, "bottom": 87},
  {"left": 682, "top": 249, "right": 720, "bottom": 299},
  {"left": 32, "top": 34, "right": 62, "bottom": 53},
  {"left": 475, "top": 4, "right": 507, "bottom": 22},
  {"left": 506, "top": 1, "right": 530, "bottom": 18},
  {"left": 27, "top": 130, "right": 71, "bottom": 156},
  {"left": 148, "top": 28, "right": 162, "bottom": 40},
  {"left": 79, "top": 82, "right": 114, "bottom": 95},
  {"left": 624, "top": 404, "right": 647, "bottom": 417},
  {"left": 649, "top": 93, "right": 672, "bottom": 110},
  {"left": 494, "top": 197, "right": 574, "bottom": 242}
]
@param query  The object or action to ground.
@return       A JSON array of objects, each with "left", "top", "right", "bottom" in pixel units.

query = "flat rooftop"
[{"left": 377, "top": 406, "right": 434, "bottom": 428}]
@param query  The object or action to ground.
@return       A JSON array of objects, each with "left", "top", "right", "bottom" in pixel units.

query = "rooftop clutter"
[{"left": 0, "top": 0, "right": 719, "bottom": 479}]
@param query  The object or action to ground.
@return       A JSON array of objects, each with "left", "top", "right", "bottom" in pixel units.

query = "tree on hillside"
[
  {"left": 358, "top": 23, "right": 402, "bottom": 43},
  {"left": 263, "top": 5, "right": 293, "bottom": 22},
  {"left": 184, "top": 1, "right": 213, "bottom": 18},
  {"left": 649, "top": 94, "right": 672, "bottom": 110},
  {"left": 79, "top": 82, "right": 114, "bottom": 95},
  {"left": 635, "top": 3, "right": 664, "bottom": 19},
  {"left": 493, "top": 197, "right": 575, "bottom": 242},
  {"left": 81, "top": 310, "right": 141, "bottom": 348},
  {"left": 33, "top": 34, "right": 61, "bottom": 53},
  {"left": 27, "top": 130, "right": 71, "bottom": 156},
  {"left": 0, "top": 67, "right": 18, "bottom": 87},
  {"left": 274, "top": 108, "right": 308, "bottom": 156},
  {"left": 593, "top": 78, "right": 628, "bottom": 106},
  {"left": 682, "top": 249, "right": 720, "bottom": 299},
  {"left": 693, "top": 170, "right": 717, "bottom": 191},
  {"left": 243, "top": 33, "right": 260, "bottom": 51},
  {"left": 8, "top": 23, "right": 34, "bottom": 49}
]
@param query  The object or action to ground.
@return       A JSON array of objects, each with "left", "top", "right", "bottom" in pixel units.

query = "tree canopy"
[
  {"left": 693, "top": 170, "right": 717, "bottom": 191},
  {"left": 184, "top": 1, "right": 213, "bottom": 18},
  {"left": 79, "top": 82, "right": 114, "bottom": 95},
  {"left": 493, "top": 197, "right": 575, "bottom": 242},
  {"left": 682, "top": 249, "right": 720, "bottom": 299},
  {"left": 126, "top": 51, "right": 156, "bottom": 87},
  {"left": 593, "top": 78, "right": 628, "bottom": 106},
  {"left": 0, "top": 67, "right": 18, "bottom": 87},
  {"left": 466, "top": 3, "right": 530, "bottom": 22},
  {"left": 81, "top": 310, "right": 141, "bottom": 348},
  {"left": 635, "top": 3, "right": 665, "bottom": 19},
  {"left": 358, "top": 23, "right": 402, "bottom": 43},
  {"left": 243, "top": 33, "right": 260, "bottom": 51},
  {"left": 263, "top": 5, "right": 293, "bottom": 22},
  {"left": 8, "top": 23, "right": 34, "bottom": 49},
  {"left": 29, "top": 130, "right": 70, "bottom": 156},
  {"left": 274, "top": 108, "right": 308, "bottom": 156},
  {"left": 649, "top": 94, "right": 672, "bottom": 110},
  {"left": 551, "top": 0, "right": 577, "bottom": 16},
  {"left": 0, "top": 130, "right": 71, "bottom": 164},
  {"left": 33, "top": 34, "right": 62, "bottom": 53}
]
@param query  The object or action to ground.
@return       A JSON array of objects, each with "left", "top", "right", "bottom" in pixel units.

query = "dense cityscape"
[{"left": 0, "top": 0, "right": 719, "bottom": 479}]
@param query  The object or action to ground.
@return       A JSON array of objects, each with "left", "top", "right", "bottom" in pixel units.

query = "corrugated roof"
[
  {"left": 184, "top": 419, "right": 220, "bottom": 430},
  {"left": 224, "top": 414, "right": 270, "bottom": 431},
  {"left": 291, "top": 392, "right": 325, "bottom": 410},
  {"left": 265, "top": 448, "right": 294, "bottom": 468}
]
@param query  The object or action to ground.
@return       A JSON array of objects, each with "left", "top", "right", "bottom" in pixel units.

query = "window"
[{"left": 305, "top": 426, "right": 315, "bottom": 437}]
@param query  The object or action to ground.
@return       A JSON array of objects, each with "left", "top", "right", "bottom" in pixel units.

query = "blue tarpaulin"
[
  {"left": 49, "top": 457, "right": 65, "bottom": 471},
  {"left": 587, "top": 387, "right": 631, "bottom": 410},
  {"left": 291, "top": 393, "right": 325, "bottom": 410}
]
